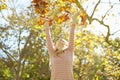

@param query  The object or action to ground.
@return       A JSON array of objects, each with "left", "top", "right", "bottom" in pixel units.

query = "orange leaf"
[
  {"left": 59, "top": 6, "right": 70, "bottom": 12},
  {"left": 59, "top": 7, "right": 65, "bottom": 12},
  {"left": 32, "top": 0, "right": 49, "bottom": 14},
  {"left": 80, "top": 12, "right": 87, "bottom": 27},
  {"left": 48, "top": 19, "right": 53, "bottom": 26},
  {"left": 38, "top": 19, "right": 45, "bottom": 25},
  {"left": 42, "top": 9, "right": 48, "bottom": 14},
  {"left": 55, "top": 14, "right": 69, "bottom": 24},
  {"left": 64, "top": 14, "right": 69, "bottom": 21}
]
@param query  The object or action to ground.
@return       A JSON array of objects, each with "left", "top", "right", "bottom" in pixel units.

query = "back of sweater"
[{"left": 50, "top": 50, "right": 74, "bottom": 80}]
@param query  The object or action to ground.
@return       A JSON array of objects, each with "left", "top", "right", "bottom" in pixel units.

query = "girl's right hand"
[
  {"left": 44, "top": 18, "right": 53, "bottom": 27},
  {"left": 44, "top": 19, "right": 49, "bottom": 27}
]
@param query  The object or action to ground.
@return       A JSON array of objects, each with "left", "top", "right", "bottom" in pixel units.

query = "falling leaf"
[
  {"left": 55, "top": 14, "right": 69, "bottom": 24},
  {"left": 32, "top": 0, "right": 49, "bottom": 14}
]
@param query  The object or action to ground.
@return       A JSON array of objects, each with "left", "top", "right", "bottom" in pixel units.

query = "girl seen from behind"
[{"left": 45, "top": 14, "right": 77, "bottom": 80}]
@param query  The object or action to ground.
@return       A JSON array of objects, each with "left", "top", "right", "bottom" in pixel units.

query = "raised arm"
[
  {"left": 68, "top": 23, "right": 76, "bottom": 52},
  {"left": 45, "top": 21, "right": 54, "bottom": 54},
  {"left": 68, "top": 13, "right": 78, "bottom": 52}
]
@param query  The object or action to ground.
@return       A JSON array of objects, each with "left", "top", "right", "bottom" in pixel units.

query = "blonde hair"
[{"left": 54, "top": 39, "right": 68, "bottom": 56}]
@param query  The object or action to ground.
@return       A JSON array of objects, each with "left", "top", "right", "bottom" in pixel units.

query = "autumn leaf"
[
  {"left": 48, "top": 19, "right": 53, "bottom": 26},
  {"left": 37, "top": 18, "right": 53, "bottom": 26},
  {"left": 55, "top": 14, "right": 69, "bottom": 24},
  {"left": 80, "top": 11, "right": 87, "bottom": 27},
  {"left": 62, "top": 0, "right": 74, "bottom": 3},
  {"left": 59, "top": 6, "right": 70, "bottom": 12},
  {"left": 0, "top": 4, "right": 7, "bottom": 11},
  {"left": 55, "top": 16, "right": 63, "bottom": 24},
  {"left": 62, "top": 14, "right": 69, "bottom": 22},
  {"left": 38, "top": 19, "right": 45, "bottom": 25},
  {"left": 32, "top": 0, "right": 49, "bottom": 14}
]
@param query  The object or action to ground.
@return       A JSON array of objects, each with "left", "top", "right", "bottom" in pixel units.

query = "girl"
[{"left": 45, "top": 17, "right": 76, "bottom": 80}]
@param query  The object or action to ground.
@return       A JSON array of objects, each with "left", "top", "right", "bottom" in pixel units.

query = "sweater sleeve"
[
  {"left": 68, "top": 23, "right": 75, "bottom": 52},
  {"left": 45, "top": 25, "right": 54, "bottom": 54}
]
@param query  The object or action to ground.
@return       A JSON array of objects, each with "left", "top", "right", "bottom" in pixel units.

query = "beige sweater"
[{"left": 45, "top": 24, "right": 75, "bottom": 80}]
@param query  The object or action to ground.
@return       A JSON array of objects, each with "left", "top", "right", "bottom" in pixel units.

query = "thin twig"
[
  {"left": 92, "top": 18, "right": 110, "bottom": 42},
  {"left": 20, "top": 31, "right": 32, "bottom": 77},
  {"left": 91, "top": 0, "right": 101, "bottom": 18},
  {"left": 1, "top": 46, "right": 17, "bottom": 62},
  {"left": 101, "top": 2, "right": 120, "bottom": 5},
  {"left": 0, "top": 11, "right": 8, "bottom": 21},
  {"left": 102, "top": 6, "right": 113, "bottom": 21},
  {"left": 74, "top": 0, "right": 92, "bottom": 23},
  {"left": 111, "top": 29, "right": 120, "bottom": 35}
]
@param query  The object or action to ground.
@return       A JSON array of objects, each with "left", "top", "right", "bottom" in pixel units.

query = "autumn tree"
[{"left": 0, "top": 0, "right": 50, "bottom": 80}]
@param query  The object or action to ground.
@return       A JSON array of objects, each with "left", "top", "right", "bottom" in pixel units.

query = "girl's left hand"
[{"left": 72, "top": 13, "right": 78, "bottom": 23}]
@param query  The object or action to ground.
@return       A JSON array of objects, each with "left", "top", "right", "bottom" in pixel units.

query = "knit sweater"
[{"left": 45, "top": 24, "right": 75, "bottom": 80}]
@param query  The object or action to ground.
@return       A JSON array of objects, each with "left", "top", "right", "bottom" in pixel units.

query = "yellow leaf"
[
  {"left": 33, "top": 25, "right": 40, "bottom": 29},
  {"left": 71, "top": 8, "right": 76, "bottom": 13},
  {"left": 0, "top": 4, "right": 7, "bottom": 11},
  {"left": 39, "top": 33, "right": 46, "bottom": 39},
  {"left": 57, "top": 18, "right": 63, "bottom": 24},
  {"left": 62, "top": 0, "right": 74, "bottom": 2}
]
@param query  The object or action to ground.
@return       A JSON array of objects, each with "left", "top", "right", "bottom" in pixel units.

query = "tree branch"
[
  {"left": 74, "top": 0, "right": 92, "bottom": 23},
  {"left": 0, "top": 44, "right": 17, "bottom": 75},
  {"left": 92, "top": 18, "right": 120, "bottom": 50},
  {"left": 102, "top": 6, "right": 113, "bottom": 21},
  {"left": 16, "top": 28, "right": 22, "bottom": 80},
  {"left": 0, "top": 11, "right": 8, "bottom": 22},
  {"left": 111, "top": 29, "right": 120, "bottom": 35},
  {"left": 0, "top": 45, "right": 17, "bottom": 62},
  {"left": 101, "top": 2, "right": 120, "bottom": 5},
  {"left": 91, "top": 0, "right": 101, "bottom": 18},
  {"left": 20, "top": 31, "right": 32, "bottom": 77},
  {"left": 92, "top": 18, "right": 110, "bottom": 42},
  {"left": 74, "top": 0, "right": 112, "bottom": 43},
  {"left": 74, "top": 0, "right": 119, "bottom": 49}
]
